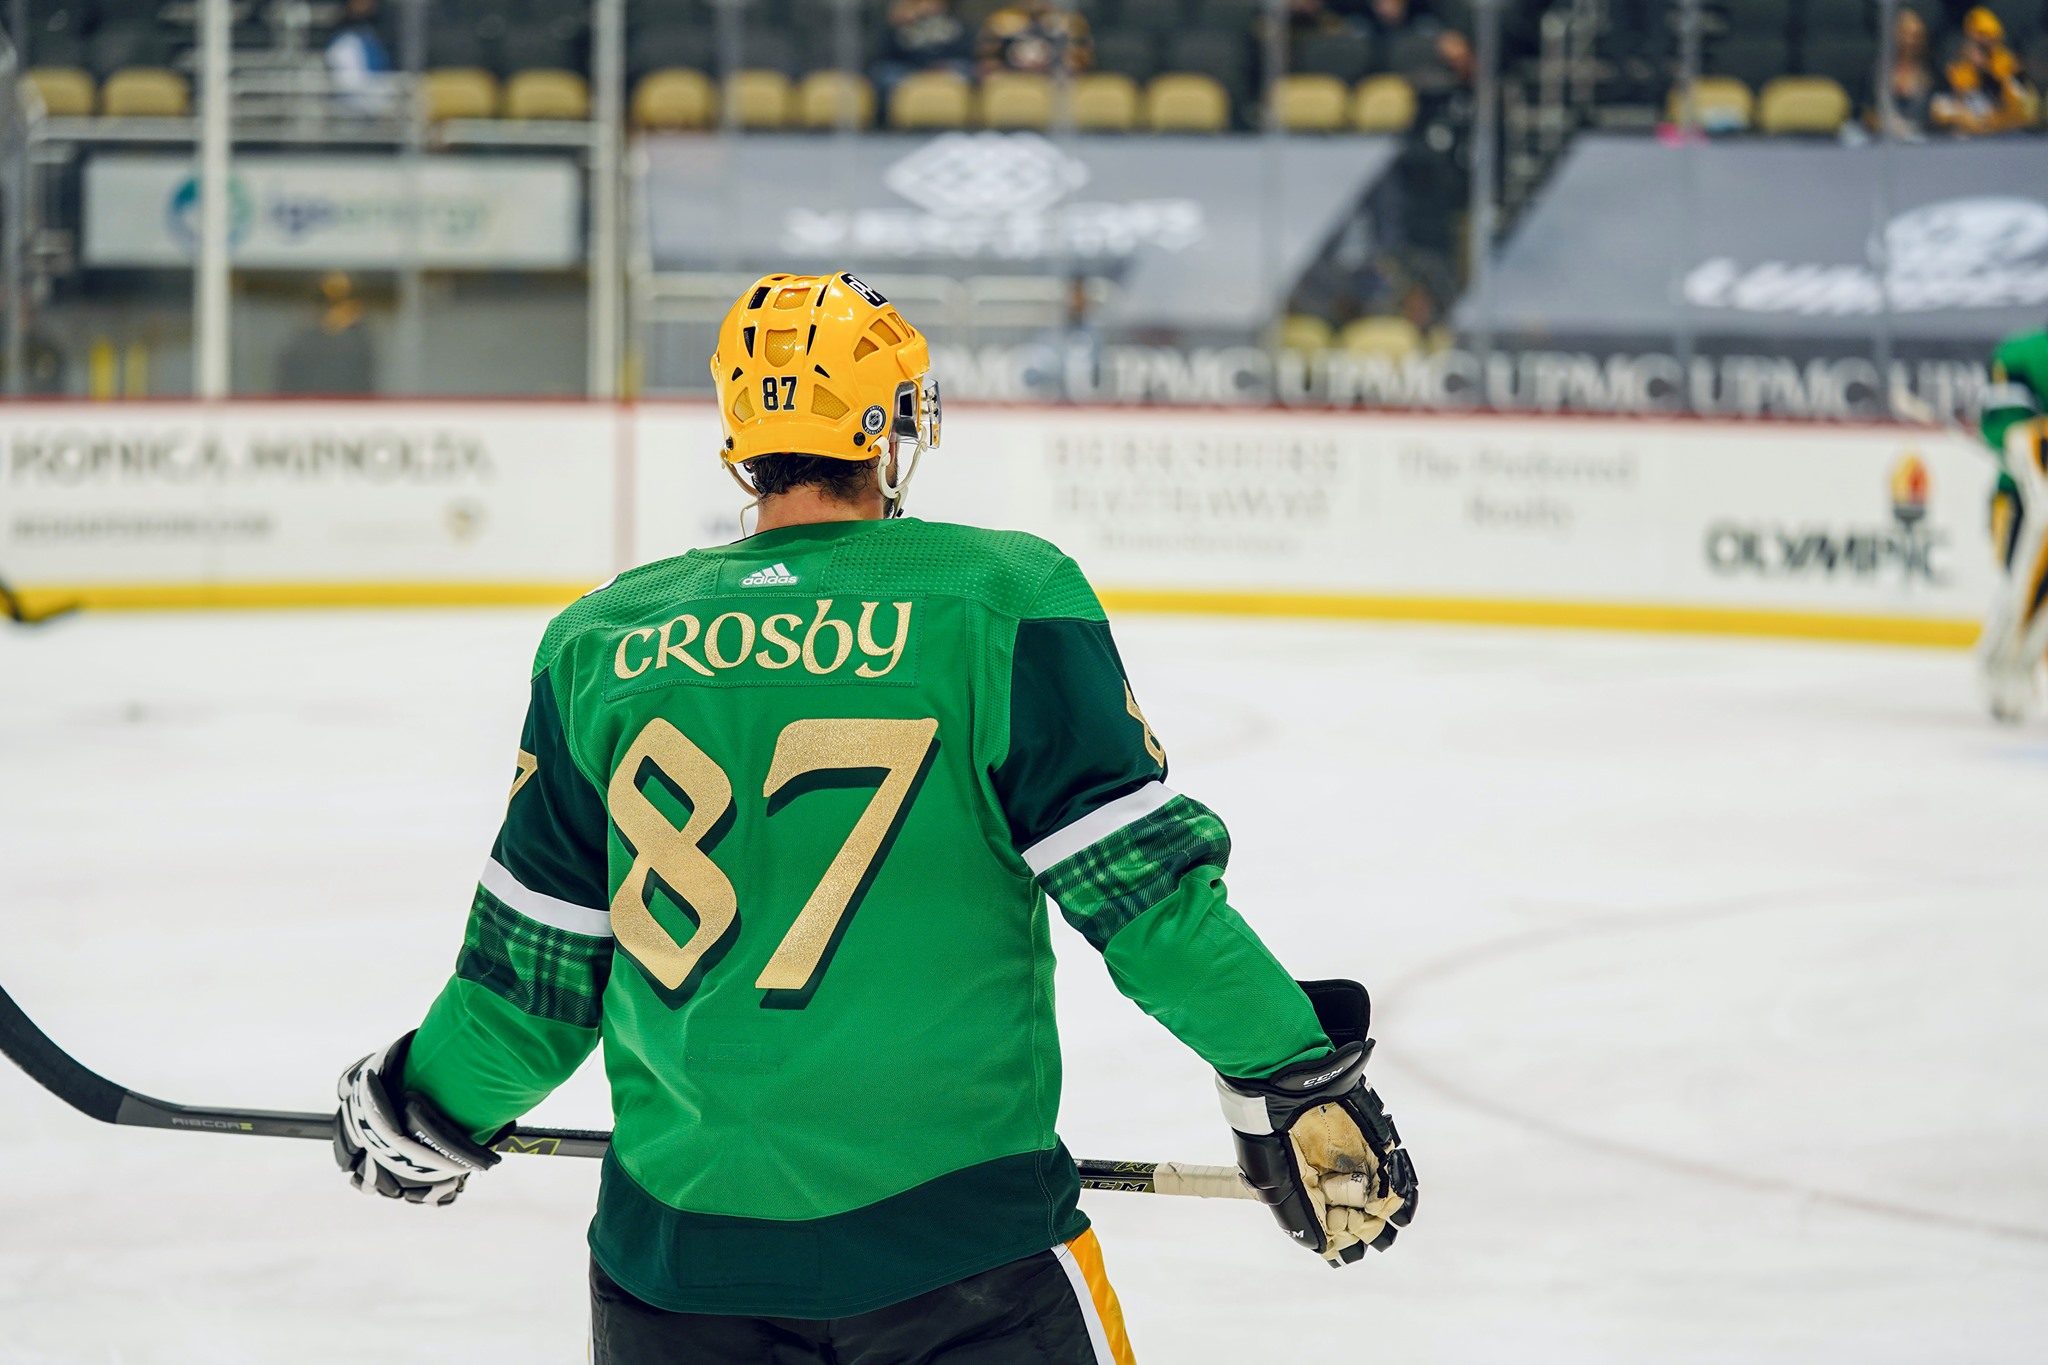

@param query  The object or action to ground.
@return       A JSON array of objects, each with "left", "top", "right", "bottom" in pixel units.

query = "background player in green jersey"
[
  {"left": 1976, "top": 329, "right": 2048, "bottom": 722},
  {"left": 332, "top": 271, "right": 1417, "bottom": 1363}
]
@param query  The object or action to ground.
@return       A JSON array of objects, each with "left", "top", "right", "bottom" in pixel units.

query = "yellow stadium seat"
[
  {"left": 980, "top": 70, "right": 1054, "bottom": 128},
  {"left": 889, "top": 69, "right": 971, "bottom": 129},
  {"left": 423, "top": 67, "right": 499, "bottom": 120},
  {"left": 727, "top": 69, "right": 792, "bottom": 128},
  {"left": 99, "top": 67, "right": 188, "bottom": 117},
  {"left": 503, "top": 69, "right": 590, "bottom": 120},
  {"left": 633, "top": 69, "right": 714, "bottom": 128},
  {"left": 25, "top": 67, "right": 94, "bottom": 117},
  {"left": 1068, "top": 72, "right": 1138, "bottom": 130},
  {"left": 1278, "top": 314, "right": 1334, "bottom": 353},
  {"left": 1144, "top": 73, "right": 1229, "bottom": 132},
  {"left": 1339, "top": 315, "right": 1423, "bottom": 360},
  {"left": 796, "top": 70, "right": 874, "bottom": 129},
  {"left": 1351, "top": 74, "right": 1416, "bottom": 132},
  {"left": 1757, "top": 75, "right": 1849, "bottom": 134},
  {"left": 1665, "top": 75, "right": 1753, "bottom": 131},
  {"left": 1274, "top": 74, "right": 1346, "bottom": 131}
]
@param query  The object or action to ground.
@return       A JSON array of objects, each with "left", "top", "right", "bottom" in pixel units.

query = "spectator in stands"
[
  {"left": 1876, "top": 6, "right": 1937, "bottom": 136},
  {"left": 1393, "top": 23, "right": 1474, "bottom": 315},
  {"left": 1362, "top": 0, "right": 1442, "bottom": 72},
  {"left": 871, "top": 0, "right": 975, "bottom": 102},
  {"left": 1286, "top": 0, "right": 1338, "bottom": 38},
  {"left": 977, "top": 0, "right": 1092, "bottom": 78},
  {"left": 1430, "top": 27, "right": 1477, "bottom": 96},
  {"left": 276, "top": 273, "right": 376, "bottom": 395},
  {"left": 326, "top": 0, "right": 395, "bottom": 113},
  {"left": 1023, "top": 276, "right": 1102, "bottom": 400},
  {"left": 1930, "top": 7, "right": 2039, "bottom": 134}
]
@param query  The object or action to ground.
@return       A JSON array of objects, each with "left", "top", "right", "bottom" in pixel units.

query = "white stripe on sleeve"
[
  {"left": 1020, "top": 781, "right": 1177, "bottom": 875},
  {"left": 478, "top": 857, "right": 614, "bottom": 939},
  {"left": 1981, "top": 382, "right": 2039, "bottom": 412}
]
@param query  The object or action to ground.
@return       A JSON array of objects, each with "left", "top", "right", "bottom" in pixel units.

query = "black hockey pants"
[{"left": 590, "top": 1229, "right": 1134, "bottom": 1364}]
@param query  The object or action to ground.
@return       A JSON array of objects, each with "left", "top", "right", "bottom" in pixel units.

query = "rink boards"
[{"left": 0, "top": 401, "right": 1994, "bottom": 645}]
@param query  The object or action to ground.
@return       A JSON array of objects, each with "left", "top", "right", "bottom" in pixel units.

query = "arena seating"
[
  {"left": 796, "top": 68, "right": 874, "bottom": 126},
  {"left": 98, "top": 65, "right": 188, "bottom": 117},
  {"left": 15, "top": 0, "right": 2047, "bottom": 135},
  {"left": 422, "top": 66, "right": 502, "bottom": 118},
  {"left": 23, "top": 64, "right": 94, "bottom": 116}
]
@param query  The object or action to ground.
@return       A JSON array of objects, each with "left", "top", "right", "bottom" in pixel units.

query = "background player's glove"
[
  {"left": 1217, "top": 979, "right": 1417, "bottom": 1265},
  {"left": 333, "top": 1032, "right": 499, "bottom": 1206}
]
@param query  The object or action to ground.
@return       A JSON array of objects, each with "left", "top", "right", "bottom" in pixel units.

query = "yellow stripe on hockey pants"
[{"left": 1054, "top": 1229, "right": 1137, "bottom": 1365}]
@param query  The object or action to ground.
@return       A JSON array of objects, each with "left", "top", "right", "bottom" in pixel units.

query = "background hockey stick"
[
  {"left": 0, "top": 573, "right": 81, "bottom": 626},
  {"left": 0, "top": 982, "right": 1255, "bottom": 1199}
]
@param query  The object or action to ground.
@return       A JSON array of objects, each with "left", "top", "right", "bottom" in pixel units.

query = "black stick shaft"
[
  {"left": 0, "top": 572, "right": 81, "bottom": 624},
  {"left": 2, "top": 983, "right": 1242, "bottom": 1194}
]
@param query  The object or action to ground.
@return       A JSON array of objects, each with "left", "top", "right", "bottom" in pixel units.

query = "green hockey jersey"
[
  {"left": 401, "top": 517, "right": 1331, "bottom": 1318},
  {"left": 1982, "top": 329, "right": 2048, "bottom": 475}
]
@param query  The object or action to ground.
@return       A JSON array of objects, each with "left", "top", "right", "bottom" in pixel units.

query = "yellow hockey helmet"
[
  {"left": 710, "top": 272, "right": 941, "bottom": 498},
  {"left": 1963, "top": 5, "right": 2004, "bottom": 41}
]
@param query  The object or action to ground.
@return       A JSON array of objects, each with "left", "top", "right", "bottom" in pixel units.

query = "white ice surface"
[{"left": 1, "top": 610, "right": 2044, "bottom": 1364}]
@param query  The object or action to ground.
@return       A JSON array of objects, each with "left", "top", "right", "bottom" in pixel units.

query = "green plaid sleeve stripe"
[
  {"left": 455, "top": 883, "right": 612, "bottom": 1028},
  {"left": 1034, "top": 793, "right": 1232, "bottom": 951}
]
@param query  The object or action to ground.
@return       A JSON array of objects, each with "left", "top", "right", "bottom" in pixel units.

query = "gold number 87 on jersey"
[{"left": 607, "top": 716, "right": 939, "bottom": 1006}]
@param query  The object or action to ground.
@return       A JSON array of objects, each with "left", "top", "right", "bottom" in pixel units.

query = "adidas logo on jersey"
[{"left": 741, "top": 563, "right": 799, "bottom": 587}]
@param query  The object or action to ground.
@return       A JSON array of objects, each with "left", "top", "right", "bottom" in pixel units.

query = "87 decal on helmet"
[{"left": 711, "top": 271, "right": 942, "bottom": 517}]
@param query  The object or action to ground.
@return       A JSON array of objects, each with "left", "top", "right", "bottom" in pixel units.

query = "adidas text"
[{"left": 741, "top": 563, "right": 798, "bottom": 587}]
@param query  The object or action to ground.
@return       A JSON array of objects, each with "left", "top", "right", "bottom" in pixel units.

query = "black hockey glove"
[
  {"left": 334, "top": 1032, "right": 500, "bottom": 1206},
  {"left": 1217, "top": 979, "right": 1417, "bottom": 1265}
]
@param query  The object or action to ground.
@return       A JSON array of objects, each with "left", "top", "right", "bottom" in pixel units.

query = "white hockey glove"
[
  {"left": 1217, "top": 980, "right": 1417, "bottom": 1266},
  {"left": 333, "top": 1033, "right": 499, "bottom": 1206}
]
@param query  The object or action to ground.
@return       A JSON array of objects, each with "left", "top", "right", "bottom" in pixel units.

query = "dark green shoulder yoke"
[
  {"left": 532, "top": 555, "right": 722, "bottom": 678},
  {"left": 535, "top": 522, "right": 1104, "bottom": 680},
  {"left": 818, "top": 520, "right": 1096, "bottom": 622}
]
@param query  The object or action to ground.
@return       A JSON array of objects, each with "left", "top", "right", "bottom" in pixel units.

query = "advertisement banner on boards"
[
  {"left": 631, "top": 403, "right": 1994, "bottom": 627},
  {"left": 0, "top": 404, "right": 614, "bottom": 590},
  {"left": 83, "top": 155, "right": 584, "bottom": 270},
  {"left": 0, "top": 400, "right": 1993, "bottom": 632},
  {"left": 974, "top": 409, "right": 1994, "bottom": 621}
]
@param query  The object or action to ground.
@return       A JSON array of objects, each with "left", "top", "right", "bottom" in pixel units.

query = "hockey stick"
[
  {"left": 0, "top": 573, "right": 80, "bottom": 626},
  {"left": 0, "top": 982, "right": 1254, "bottom": 1200}
]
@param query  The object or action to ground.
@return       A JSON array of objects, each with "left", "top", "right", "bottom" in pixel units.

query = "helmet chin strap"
[
  {"left": 730, "top": 451, "right": 908, "bottom": 533},
  {"left": 880, "top": 436, "right": 923, "bottom": 519},
  {"left": 727, "top": 461, "right": 763, "bottom": 537}
]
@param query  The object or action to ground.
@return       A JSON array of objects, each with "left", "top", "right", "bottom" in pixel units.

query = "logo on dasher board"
[
  {"left": 1889, "top": 452, "right": 1930, "bottom": 527},
  {"left": 741, "top": 562, "right": 798, "bottom": 586},
  {"left": 1703, "top": 451, "right": 1947, "bottom": 583}
]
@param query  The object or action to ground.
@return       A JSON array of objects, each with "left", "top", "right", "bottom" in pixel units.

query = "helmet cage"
[{"left": 880, "top": 372, "right": 941, "bottom": 517}]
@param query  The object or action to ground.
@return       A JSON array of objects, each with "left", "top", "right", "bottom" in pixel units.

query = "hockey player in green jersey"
[
  {"left": 1976, "top": 329, "right": 2048, "bottom": 722},
  {"left": 332, "top": 272, "right": 1417, "bottom": 1362}
]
